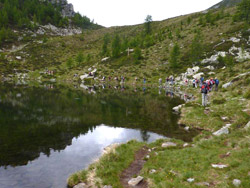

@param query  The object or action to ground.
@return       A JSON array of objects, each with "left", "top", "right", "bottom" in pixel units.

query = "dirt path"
[{"left": 120, "top": 146, "right": 149, "bottom": 188}]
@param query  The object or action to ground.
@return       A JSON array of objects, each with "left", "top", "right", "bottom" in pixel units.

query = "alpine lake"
[{"left": 0, "top": 82, "right": 199, "bottom": 188}]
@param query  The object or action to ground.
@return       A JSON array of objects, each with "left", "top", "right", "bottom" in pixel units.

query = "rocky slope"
[{"left": 209, "top": 0, "right": 242, "bottom": 9}]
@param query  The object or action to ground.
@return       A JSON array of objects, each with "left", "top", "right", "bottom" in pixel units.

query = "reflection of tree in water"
[
  {"left": 0, "top": 84, "right": 199, "bottom": 167},
  {"left": 140, "top": 130, "right": 150, "bottom": 142}
]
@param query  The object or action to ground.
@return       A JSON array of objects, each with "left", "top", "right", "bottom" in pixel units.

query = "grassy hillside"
[{"left": 1, "top": 5, "right": 249, "bottom": 84}]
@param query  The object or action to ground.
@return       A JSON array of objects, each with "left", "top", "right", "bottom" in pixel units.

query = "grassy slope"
[{"left": 1, "top": 7, "right": 246, "bottom": 84}]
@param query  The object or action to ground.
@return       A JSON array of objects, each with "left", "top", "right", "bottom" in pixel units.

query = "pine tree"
[
  {"left": 144, "top": 15, "right": 152, "bottom": 35},
  {"left": 112, "top": 34, "right": 121, "bottom": 58},
  {"left": 170, "top": 44, "right": 180, "bottom": 69},
  {"left": 190, "top": 31, "right": 204, "bottom": 63}
]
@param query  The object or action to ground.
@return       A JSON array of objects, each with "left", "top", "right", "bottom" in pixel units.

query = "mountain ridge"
[{"left": 209, "top": 0, "right": 242, "bottom": 9}]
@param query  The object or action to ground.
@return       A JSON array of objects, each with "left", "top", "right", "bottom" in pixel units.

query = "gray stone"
[
  {"left": 73, "top": 183, "right": 87, "bottom": 188},
  {"left": 128, "top": 176, "right": 143, "bottom": 186},
  {"left": 183, "top": 143, "right": 189, "bottom": 147},
  {"left": 211, "top": 164, "right": 228, "bottom": 169},
  {"left": 16, "top": 56, "right": 22, "bottom": 60},
  {"left": 162, "top": 142, "right": 177, "bottom": 148},
  {"left": 233, "top": 179, "right": 241, "bottom": 187},
  {"left": 184, "top": 126, "right": 190, "bottom": 131},
  {"left": 187, "top": 178, "right": 195, "bottom": 183},
  {"left": 213, "top": 124, "right": 231, "bottom": 136}
]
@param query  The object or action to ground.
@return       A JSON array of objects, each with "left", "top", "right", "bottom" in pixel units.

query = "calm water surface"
[{"left": 0, "top": 83, "right": 197, "bottom": 188}]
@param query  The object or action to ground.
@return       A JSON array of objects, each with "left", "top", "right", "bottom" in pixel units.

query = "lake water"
[{"left": 0, "top": 83, "right": 197, "bottom": 188}]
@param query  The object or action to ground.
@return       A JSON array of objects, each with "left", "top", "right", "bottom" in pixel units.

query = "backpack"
[
  {"left": 215, "top": 79, "right": 219, "bottom": 85},
  {"left": 201, "top": 85, "right": 208, "bottom": 94}
]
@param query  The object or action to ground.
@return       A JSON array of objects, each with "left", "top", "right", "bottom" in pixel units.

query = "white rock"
[
  {"left": 183, "top": 143, "right": 189, "bottom": 147},
  {"left": 172, "top": 104, "right": 183, "bottom": 113},
  {"left": 193, "top": 72, "right": 204, "bottom": 80},
  {"left": 184, "top": 126, "right": 190, "bottom": 131},
  {"left": 73, "top": 183, "right": 87, "bottom": 188},
  {"left": 221, "top": 66, "right": 226, "bottom": 70},
  {"left": 230, "top": 37, "right": 240, "bottom": 43},
  {"left": 187, "top": 178, "right": 195, "bottom": 183},
  {"left": 128, "top": 176, "right": 143, "bottom": 186},
  {"left": 148, "top": 149, "right": 152, "bottom": 152},
  {"left": 16, "top": 56, "right": 22, "bottom": 60},
  {"left": 101, "top": 57, "right": 110, "bottom": 62},
  {"left": 245, "top": 121, "right": 250, "bottom": 129},
  {"left": 233, "top": 179, "right": 241, "bottom": 187},
  {"left": 222, "top": 82, "right": 232, "bottom": 88},
  {"left": 213, "top": 124, "right": 231, "bottom": 136},
  {"left": 221, "top": 117, "right": 228, "bottom": 120},
  {"left": 146, "top": 155, "right": 150, "bottom": 159},
  {"left": 211, "top": 164, "right": 228, "bottom": 168},
  {"left": 205, "top": 65, "right": 215, "bottom": 70},
  {"left": 88, "top": 68, "right": 92, "bottom": 71},
  {"left": 80, "top": 74, "right": 89, "bottom": 80},
  {"left": 162, "top": 142, "right": 177, "bottom": 148},
  {"left": 149, "top": 169, "right": 156, "bottom": 174},
  {"left": 208, "top": 72, "right": 215, "bottom": 75},
  {"left": 16, "top": 93, "right": 22, "bottom": 98}
]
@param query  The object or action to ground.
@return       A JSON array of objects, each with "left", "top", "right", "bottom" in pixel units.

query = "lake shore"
[{"left": 67, "top": 62, "right": 250, "bottom": 188}]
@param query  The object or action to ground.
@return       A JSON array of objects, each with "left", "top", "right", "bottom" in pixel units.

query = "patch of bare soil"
[{"left": 120, "top": 146, "right": 149, "bottom": 188}]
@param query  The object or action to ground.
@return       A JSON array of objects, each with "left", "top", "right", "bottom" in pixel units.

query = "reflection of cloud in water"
[{"left": 0, "top": 125, "right": 165, "bottom": 188}]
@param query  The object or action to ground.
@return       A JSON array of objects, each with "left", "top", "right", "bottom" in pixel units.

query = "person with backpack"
[
  {"left": 215, "top": 77, "right": 219, "bottom": 91},
  {"left": 201, "top": 81, "right": 209, "bottom": 107}
]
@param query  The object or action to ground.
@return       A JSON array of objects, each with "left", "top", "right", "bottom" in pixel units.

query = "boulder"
[
  {"left": 213, "top": 124, "right": 231, "bottom": 136},
  {"left": 193, "top": 72, "right": 204, "bottom": 80},
  {"left": 73, "top": 183, "right": 87, "bottom": 188},
  {"left": 128, "top": 176, "right": 143, "bottom": 186},
  {"left": 233, "top": 179, "right": 241, "bottom": 187},
  {"left": 211, "top": 164, "right": 228, "bottom": 168},
  {"left": 222, "top": 82, "right": 232, "bottom": 88},
  {"left": 162, "top": 142, "right": 177, "bottom": 148}
]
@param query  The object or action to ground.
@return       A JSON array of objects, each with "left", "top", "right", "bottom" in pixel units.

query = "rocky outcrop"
[
  {"left": 40, "top": 0, "right": 75, "bottom": 17},
  {"left": 213, "top": 124, "right": 231, "bottom": 136}
]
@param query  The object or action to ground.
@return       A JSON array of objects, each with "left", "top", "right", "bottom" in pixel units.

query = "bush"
[{"left": 244, "top": 90, "right": 250, "bottom": 99}]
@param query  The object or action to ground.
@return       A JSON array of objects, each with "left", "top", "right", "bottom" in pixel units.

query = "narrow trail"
[{"left": 120, "top": 146, "right": 149, "bottom": 188}]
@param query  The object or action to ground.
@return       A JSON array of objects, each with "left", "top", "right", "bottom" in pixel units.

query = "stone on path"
[
  {"left": 211, "top": 164, "right": 228, "bottom": 169},
  {"left": 233, "top": 179, "right": 241, "bottom": 187},
  {"left": 213, "top": 124, "right": 231, "bottom": 136},
  {"left": 128, "top": 176, "right": 144, "bottom": 186},
  {"left": 73, "top": 183, "right": 87, "bottom": 188},
  {"left": 162, "top": 142, "right": 177, "bottom": 148}
]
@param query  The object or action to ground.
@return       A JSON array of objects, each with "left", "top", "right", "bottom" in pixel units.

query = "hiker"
[
  {"left": 200, "top": 76, "right": 204, "bottom": 87},
  {"left": 143, "top": 78, "right": 146, "bottom": 84},
  {"left": 192, "top": 79, "right": 196, "bottom": 88},
  {"left": 214, "top": 77, "right": 219, "bottom": 91},
  {"left": 201, "top": 81, "right": 210, "bottom": 107}
]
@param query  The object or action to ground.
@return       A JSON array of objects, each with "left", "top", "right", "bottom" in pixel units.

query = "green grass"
[{"left": 67, "top": 140, "right": 145, "bottom": 187}]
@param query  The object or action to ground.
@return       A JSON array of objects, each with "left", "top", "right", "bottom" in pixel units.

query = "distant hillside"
[{"left": 209, "top": 0, "right": 242, "bottom": 9}]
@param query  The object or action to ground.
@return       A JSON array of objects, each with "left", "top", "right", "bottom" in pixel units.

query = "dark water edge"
[{"left": 0, "top": 82, "right": 198, "bottom": 188}]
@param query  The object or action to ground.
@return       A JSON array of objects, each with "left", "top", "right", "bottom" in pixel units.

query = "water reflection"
[{"left": 0, "top": 83, "right": 199, "bottom": 188}]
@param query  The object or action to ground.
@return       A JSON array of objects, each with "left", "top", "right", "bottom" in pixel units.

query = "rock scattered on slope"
[
  {"left": 211, "top": 164, "right": 228, "bottom": 169},
  {"left": 73, "top": 183, "right": 87, "bottom": 188},
  {"left": 128, "top": 176, "right": 144, "bottom": 186},
  {"left": 233, "top": 179, "right": 241, "bottom": 187},
  {"left": 213, "top": 124, "right": 231, "bottom": 136},
  {"left": 162, "top": 142, "right": 177, "bottom": 148}
]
